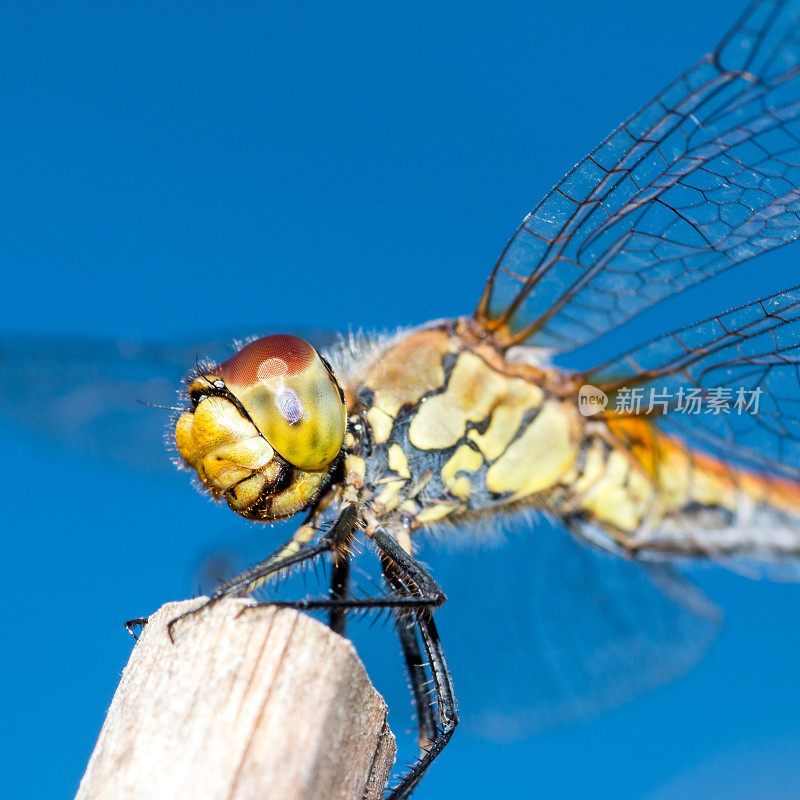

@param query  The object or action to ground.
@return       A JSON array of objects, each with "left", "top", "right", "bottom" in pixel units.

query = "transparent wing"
[
  {"left": 415, "top": 516, "right": 720, "bottom": 741},
  {"left": 476, "top": 0, "right": 800, "bottom": 353},
  {"left": 576, "top": 286, "right": 800, "bottom": 574},
  {"left": 0, "top": 328, "right": 339, "bottom": 475},
  {"left": 583, "top": 285, "right": 800, "bottom": 481}
]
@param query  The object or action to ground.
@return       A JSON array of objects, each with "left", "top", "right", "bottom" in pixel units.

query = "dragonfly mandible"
[{"left": 5, "top": 1, "right": 800, "bottom": 797}]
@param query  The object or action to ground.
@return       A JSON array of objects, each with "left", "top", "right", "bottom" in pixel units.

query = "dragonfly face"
[{"left": 174, "top": 333, "right": 346, "bottom": 520}]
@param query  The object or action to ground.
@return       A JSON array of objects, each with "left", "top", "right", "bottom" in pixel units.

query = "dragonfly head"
[{"left": 174, "top": 334, "right": 346, "bottom": 520}]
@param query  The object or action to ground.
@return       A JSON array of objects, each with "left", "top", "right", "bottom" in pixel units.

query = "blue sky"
[{"left": 2, "top": 1, "right": 800, "bottom": 798}]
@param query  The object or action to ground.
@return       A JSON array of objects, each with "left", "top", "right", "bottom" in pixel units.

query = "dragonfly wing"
[
  {"left": 580, "top": 286, "right": 800, "bottom": 570},
  {"left": 415, "top": 514, "right": 720, "bottom": 741},
  {"left": 476, "top": 0, "right": 800, "bottom": 353},
  {"left": 0, "top": 329, "right": 340, "bottom": 475},
  {"left": 584, "top": 285, "right": 800, "bottom": 478}
]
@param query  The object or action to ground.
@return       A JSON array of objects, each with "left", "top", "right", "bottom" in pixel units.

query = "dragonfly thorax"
[{"left": 343, "top": 321, "right": 584, "bottom": 532}]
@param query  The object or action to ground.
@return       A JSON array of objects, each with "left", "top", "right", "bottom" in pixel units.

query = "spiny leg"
[
  {"left": 372, "top": 528, "right": 446, "bottom": 604},
  {"left": 167, "top": 505, "right": 360, "bottom": 640},
  {"left": 248, "top": 514, "right": 446, "bottom": 615},
  {"left": 216, "top": 504, "right": 358, "bottom": 598},
  {"left": 384, "top": 564, "right": 438, "bottom": 751},
  {"left": 260, "top": 535, "right": 446, "bottom": 613},
  {"left": 375, "top": 528, "right": 457, "bottom": 800},
  {"left": 328, "top": 549, "right": 351, "bottom": 636},
  {"left": 167, "top": 539, "right": 329, "bottom": 640},
  {"left": 263, "top": 595, "right": 442, "bottom": 613},
  {"left": 253, "top": 524, "right": 449, "bottom": 637},
  {"left": 392, "top": 609, "right": 457, "bottom": 800},
  {"left": 123, "top": 617, "right": 148, "bottom": 638}
]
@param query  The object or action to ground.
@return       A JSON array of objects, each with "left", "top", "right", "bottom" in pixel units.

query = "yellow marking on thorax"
[
  {"left": 360, "top": 325, "right": 587, "bottom": 523},
  {"left": 344, "top": 454, "right": 365, "bottom": 484},
  {"left": 485, "top": 400, "right": 579, "bottom": 498},
  {"left": 365, "top": 407, "right": 394, "bottom": 446},
  {"left": 399, "top": 498, "right": 418, "bottom": 516},
  {"left": 409, "top": 351, "right": 543, "bottom": 451},
  {"left": 468, "top": 380, "right": 543, "bottom": 460},
  {"left": 374, "top": 478, "right": 407, "bottom": 515},
  {"left": 364, "top": 328, "right": 453, "bottom": 444},
  {"left": 343, "top": 453, "right": 366, "bottom": 506},
  {"left": 416, "top": 503, "right": 460, "bottom": 524},
  {"left": 388, "top": 444, "right": 411, "bottom": 478},
  {"left": 441, "top": 444, "right": 483, "bottom": 499}
]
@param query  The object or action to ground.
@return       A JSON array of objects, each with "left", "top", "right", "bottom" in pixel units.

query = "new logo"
[{"left": 578, "top": 385, "right": 608, "bottom": 417}]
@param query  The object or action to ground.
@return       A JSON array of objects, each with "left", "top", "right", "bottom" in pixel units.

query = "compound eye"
[{"left": 220, "top": 334, "right": 346, "bottom": 471}]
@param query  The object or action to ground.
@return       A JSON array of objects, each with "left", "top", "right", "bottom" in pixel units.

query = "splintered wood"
[{"left": 75, "top": 599, "right": 395, "bottom": 800}]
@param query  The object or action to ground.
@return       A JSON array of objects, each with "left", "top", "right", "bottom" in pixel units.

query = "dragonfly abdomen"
[{"left": 571, "top": 417, "right": 800, "bottom": 560}]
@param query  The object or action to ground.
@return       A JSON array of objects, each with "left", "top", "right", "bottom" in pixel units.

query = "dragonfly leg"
[
  {"left": 373, "top": 527, "right": 457, "bottom": 800},
  {"left": 387, "top": 591, "right": 438, "bottom": 750},
  {"left": 378, "top": 536, "right": 438, "bottom": 748},
  {"left": 389, "top": 610, "right": 457, "bottom": 800},
  {"left": 328, "top": 548, "right": 351, "bottom": 636},
  {"left": 166, "top": 504, "right": 360, "bottom": 641},
  {"left": 236, "top": 513, "right": 447, "bottom": 615},
  {"left": 123, "top": 617, "right": 149, "bottom": 638},
  {"left": 251, "top": 595, "right": 439, "bottom": 613}
]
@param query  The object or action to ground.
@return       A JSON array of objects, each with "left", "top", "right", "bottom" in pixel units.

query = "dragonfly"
[{"left": 5, "top": 0, "right": 800, "bottom": 797}]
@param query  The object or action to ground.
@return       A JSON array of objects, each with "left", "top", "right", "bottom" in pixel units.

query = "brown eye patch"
[{"left": 220, "top": 334, "right": 315, "bottom": 389}]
